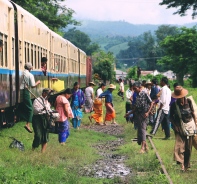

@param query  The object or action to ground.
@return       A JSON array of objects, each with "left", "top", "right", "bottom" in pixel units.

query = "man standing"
[
  {"left": 19, "top": 63, "right": 40, "bottom": 133},
  {"left": 125, "top": 84, "right": 133, "bottom": 123},
  {"left": 125, "top": 82, "right": 154, "bottom": 153},
  {"left": 151, "top": 77, "right": 171, "bottom": 139},
  {"left": 118, "top": 79, "right": 124, "bottom": 100},
  {"left": 99, "top": 84, "right": 117, "bottom": 125},
  {"left": 32, "top": 88, "right": 52, "bottom": 153}
]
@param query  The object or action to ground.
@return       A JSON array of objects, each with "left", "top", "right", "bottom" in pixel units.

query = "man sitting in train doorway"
[{"left": 41, "top": 57, "right": 47, "bottom": 76}]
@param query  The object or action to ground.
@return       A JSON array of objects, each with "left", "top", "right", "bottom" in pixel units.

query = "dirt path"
[{"left": 80, "top": 124, "right": 132, "bottom": 182}]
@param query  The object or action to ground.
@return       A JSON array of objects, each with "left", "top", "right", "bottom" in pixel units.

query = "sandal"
[
  {"left": 24, "top": 126, "right": 33, "bottom": 133},
  {"left": 139, "top": 149, "right": 145, "bottom": 154},
  {"left": 181, "top": 164, "right": 185, "bottom": 171}
]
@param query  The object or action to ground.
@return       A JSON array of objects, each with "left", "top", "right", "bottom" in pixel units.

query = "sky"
[{"left": 64, "top": 0, "right": 197, "bottom": 25}]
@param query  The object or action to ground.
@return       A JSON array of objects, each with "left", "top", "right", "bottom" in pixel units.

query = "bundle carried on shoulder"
[
  {"left": 188, "top": 96, "right": 197, "bottom": 150},
  {"left": 175, "top": 99, "right": 197, "bottom": 137}
]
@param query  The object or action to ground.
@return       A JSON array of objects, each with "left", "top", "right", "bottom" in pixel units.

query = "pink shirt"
[{"left": 55, "top": 95, "right": 73, "bottom": 122}]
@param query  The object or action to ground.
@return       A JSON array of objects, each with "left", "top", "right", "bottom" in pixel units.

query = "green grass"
[{"left": 1, "top": 85, "right": 197, "bottom": 183}]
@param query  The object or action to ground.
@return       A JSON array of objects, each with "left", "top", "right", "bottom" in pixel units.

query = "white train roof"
[{"left": 11, "top": 1, "right": 49, "bottom": 31}]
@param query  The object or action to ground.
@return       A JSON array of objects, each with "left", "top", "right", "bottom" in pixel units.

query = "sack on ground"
[{"left": 9, "top": 137, "right": 25, "bottom": 151}]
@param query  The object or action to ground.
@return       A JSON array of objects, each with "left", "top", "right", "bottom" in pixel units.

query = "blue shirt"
[
  {"left": 132, "top": 92, "right": 137, "bottom": 105},
  {"left": 99, "top": 89, "right": 113, "bottom": 103},
  {"left": 150, "top": 85, "right": 159, "bottom": 100}
]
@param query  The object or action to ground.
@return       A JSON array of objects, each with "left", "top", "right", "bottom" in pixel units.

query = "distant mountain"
[
  {"left": 67, "top": 20, "right": 160, "bottom": 39},
  {"left": 65, "top": 20, "right": 197, "bottom": 55},
  {"left": 66, "top": 20, "right": 197, "bottom": 40}
]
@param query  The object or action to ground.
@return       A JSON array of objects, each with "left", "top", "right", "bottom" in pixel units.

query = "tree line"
[{"left": 12, "top": 0, "right": 197, "bottom": 86}]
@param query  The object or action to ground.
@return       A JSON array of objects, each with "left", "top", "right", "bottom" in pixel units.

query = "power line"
[{"left": 116, "top": 57, "right": 162, "bottom": 60}]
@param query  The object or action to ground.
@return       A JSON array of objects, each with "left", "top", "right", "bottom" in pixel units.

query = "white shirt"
[
  {"left": 85, "top": 86, "right": 93, "bottom": 97},
  {"left": 126, "top": 89, "right": 133, "bottom": 104},
  {"left": 33, "top": 96, "right": 51, "bottom": 115},
  {"left": 20, "top": 69, "right": 35, "bottom": 89},
  {"left": 96, "top": 88, "right": 103, "bottom": 97},
  {"left": 160, "top": 85, "right": 171, "bottom": 114},
  {"left": 120, "top": 82, "right": 124, "bottom": 92}
]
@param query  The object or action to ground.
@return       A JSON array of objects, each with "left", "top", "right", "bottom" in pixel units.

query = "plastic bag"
[{"left": 9, "top": 137, "right": 25, "bottom": 151}]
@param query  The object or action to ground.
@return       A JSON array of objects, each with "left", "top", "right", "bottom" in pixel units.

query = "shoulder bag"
[{"left": 175, "top": 101, "right": 197, "bottom": 137}]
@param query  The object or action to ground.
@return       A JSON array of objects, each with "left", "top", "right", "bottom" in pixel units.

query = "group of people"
[
  {"left": 124, "top": 77, "right": 197, "bottom": 171},
  {"left": 9, "top": 59, "right": 197, "bottom": 171},
  {"left": 19, "top": 61, "right": 118, "bottom": 152}
]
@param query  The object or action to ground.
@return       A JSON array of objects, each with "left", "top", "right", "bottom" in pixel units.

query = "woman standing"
[
  {"left": 89, "top": 83, "right": 106, "bottom": 125},
  {"left": 84, "top": 82, "right": 95, "bottom": 113},
  {"left": 32, "top": 88, "right": 52, "bottom": 153},
  {"left": 55, "top": 88, "right": 73, "bottom": 145},
  {"left": 170, "top": 86, "right": 196, "bottom": 171},
  {"left": 71, "top": 82, "right": 85, "bottom": 129}
]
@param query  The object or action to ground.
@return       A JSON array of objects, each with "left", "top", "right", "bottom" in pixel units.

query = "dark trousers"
[
  {"left": 151, "top": 109, "right": 170, "bottom": 138},
  {"left": 117, "top": 91, "right": 123, "bottom": 97},
  {"left": 125, "top": 103, "right": 132, "bottom": 122}
]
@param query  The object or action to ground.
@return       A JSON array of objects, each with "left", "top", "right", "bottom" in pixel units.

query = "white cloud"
[{"left": 64, "top": 0, "right": 197, "bottom": 25}]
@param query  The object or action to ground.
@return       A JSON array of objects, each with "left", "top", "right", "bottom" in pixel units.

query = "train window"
[
  {"left": 34, "top": 45, "right": 37, "bottom": 69},
  {"left": 4, "top": 36, "right": 8, "bottom": 67},
  {"left": 0, "top": 34, "right": 3, "bottom": 67},
  {"left": 41, "top": 47, "right": 43, "bottom": 58},
  {"left": 24, "top": 42, "right": 26, "bottom": 63},
  {"left": 27, "top": 43, "right": 30, "bottom": 63},
  {"left": 38, "top": 46, "right": 40, "bottom": 68},
  {"left": 61, "top": 57, "right": 63, "bottom": 73},
  {"left": 64, "top": 57, "right": 66, "bottom": 73},
  {"left": 31, "top": 44, "right": 33, "bottom": 67},
  {"left": 12, "top": 38, "right": 15, "bottom": 67}
]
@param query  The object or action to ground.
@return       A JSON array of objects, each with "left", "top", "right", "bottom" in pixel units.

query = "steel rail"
[{"left": 147, "top": 136, "right": 173, "bottom": 184}]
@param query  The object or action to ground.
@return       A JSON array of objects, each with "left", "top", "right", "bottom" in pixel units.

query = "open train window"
[
  {"left": 12, "top": 38, "right": 15, "bottom": 67},
  {"left": 24, "top": 42, "right": 26, "bottom": 63},
  {"left": 31, "top": 44, "right": 33, "bottom": 67},
  {"left": 0, "top": 33, "right": 3, "bottom": 67},
  {"left": 34, "top": 45, "right": 37, "bottom": 69},
  {"left": 38, "top": 46, "right": 40, "bottom": 68},
  {"left": 27, "top": 43, "right": 29, "bottom": 63}
]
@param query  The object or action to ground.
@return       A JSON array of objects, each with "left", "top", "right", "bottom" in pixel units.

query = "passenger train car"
[{"left": 0, "top": 0, "right": 92, "bottom": 126}]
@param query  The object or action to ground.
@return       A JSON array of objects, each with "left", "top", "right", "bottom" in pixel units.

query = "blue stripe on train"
[{"left": 0, "top": 68, "right": 86, "bottom": 78}]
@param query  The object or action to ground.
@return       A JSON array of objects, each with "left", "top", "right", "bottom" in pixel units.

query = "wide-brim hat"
[
  {"left": 171, "top": 86, "right": 188, "bottom": 99},
  {"left": 108, "top": 84, "right": 116, "bottom": 89},
  {"left": 89, "top": 81, "right": 95, "bottom": 86},
  {"left": 145, "top": 79, "right": 152, "bottom": 86}
]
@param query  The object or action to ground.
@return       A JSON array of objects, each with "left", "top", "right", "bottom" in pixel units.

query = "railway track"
[
  {"left": 147, "top": 135, "right": 173, "bottom": 184},
  {"left": 132, "top": 135, "right": 173, "bottom": 184}
]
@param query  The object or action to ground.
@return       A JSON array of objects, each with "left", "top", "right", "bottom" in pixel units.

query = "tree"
[
  {"left": 64, "top": 28, "right": 100, "bottom": 55},
  {"left": 12, "top": 0, "right": 80, "bottom": 33},
  {"left": 93, "top": 51, "right": 115, "bottom": 83},
  {"left": 155, "top": 25, "right": 179, "bottom": 43},
  {"left": 158, "top": 27, "right": 197, "bottom": 85},
  {"left": 139, "top": 31, "right": 156, "bottom": 70},
  {"left": 127, "top": 66, "right": 138, "bottom": 80},
  {"left": 160, "top": 0, "right": 197, "bottom": 18}
]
